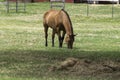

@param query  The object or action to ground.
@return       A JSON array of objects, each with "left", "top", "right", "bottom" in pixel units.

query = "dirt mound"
[{"left": 49, "top": 57, "right": 120, "bottom": 78}]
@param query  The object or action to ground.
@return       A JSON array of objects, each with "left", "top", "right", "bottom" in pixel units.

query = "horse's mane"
[{"left": 61, "top": 9, "right": 73, "bottom": 34}]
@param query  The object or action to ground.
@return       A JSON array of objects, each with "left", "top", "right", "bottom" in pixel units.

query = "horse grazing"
[{"left": 43, "top": 9, "right": 75, "bottom": 49}]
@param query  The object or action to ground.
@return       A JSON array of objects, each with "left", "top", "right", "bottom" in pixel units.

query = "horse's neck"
[
  {"left": 64, "top": 25, "right": 73, "bottom": 37},
  {"left": 61, "top": 10, "right": 74, "bottom": 36},
  {"left": 63, "top": 18, "right": 73, "bottom": 35}
]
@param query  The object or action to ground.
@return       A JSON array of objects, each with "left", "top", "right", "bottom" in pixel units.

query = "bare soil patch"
[{"left": 48, "top": 57, "right": 120, "bottom": 79}]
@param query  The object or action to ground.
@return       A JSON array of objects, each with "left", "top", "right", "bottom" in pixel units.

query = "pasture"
[{"left": 0, "top": 2, "right": 120, "bottom": 80}]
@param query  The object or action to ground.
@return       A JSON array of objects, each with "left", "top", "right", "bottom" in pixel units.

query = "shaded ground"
[
  {"left": 48, "top": 57, "right": 120, "bottom": 79},
  {"left": 0, "top": 50, "right": 120, "bottom": 80}
]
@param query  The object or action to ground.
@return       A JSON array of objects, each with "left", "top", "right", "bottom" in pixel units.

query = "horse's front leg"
[
  {"left": 52, "top": 30, "right": 55, "bottom": 47},
  {"left": 59, "top": 36, "right": 62, "bottom": 48},
  {"left": 61, "top": 31, "right": 66, "bottom": 47},
  {"left": 58, "top": 31, "right": 62, "bottom": 48}
]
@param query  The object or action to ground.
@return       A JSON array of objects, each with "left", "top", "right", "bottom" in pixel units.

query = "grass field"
[{"left": 0, "top": 2, "right": 120, "bottom": 80}]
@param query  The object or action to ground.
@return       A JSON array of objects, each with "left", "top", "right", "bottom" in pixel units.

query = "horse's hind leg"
[
  {"left": 52, "top": 30, "right": 55, "bottom": 47},
  {"left": 44, "top": 24, "right": 48, "bottom": 47}
]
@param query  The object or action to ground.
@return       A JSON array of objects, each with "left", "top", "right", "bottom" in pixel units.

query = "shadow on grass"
[{"left": 0, "top": 49, "right": 120, "bottom": 78}]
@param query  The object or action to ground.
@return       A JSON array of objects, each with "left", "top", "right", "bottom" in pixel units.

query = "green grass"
[{"left": 0, "top": 2, "right": 120, "bottom": 80}]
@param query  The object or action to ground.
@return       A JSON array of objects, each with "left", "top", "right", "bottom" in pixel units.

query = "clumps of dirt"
[
  {"left": 49, "top": 57, "right": 78, "bottom": 71},
  {"left": 48, "top": 57, "right": 120, "bottom": 77}
]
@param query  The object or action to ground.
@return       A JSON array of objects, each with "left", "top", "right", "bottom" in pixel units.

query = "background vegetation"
[{"left": 0, "top": 2, "right": 120, "bottom": 80}]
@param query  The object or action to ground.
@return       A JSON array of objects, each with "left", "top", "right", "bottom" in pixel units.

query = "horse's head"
[{"left": 65, "top": 34, "right": 76, "bottom": 49}]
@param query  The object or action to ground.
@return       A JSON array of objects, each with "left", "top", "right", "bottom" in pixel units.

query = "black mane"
[{"left": 61, "top": 9, "right": 74, "bottom": 35}]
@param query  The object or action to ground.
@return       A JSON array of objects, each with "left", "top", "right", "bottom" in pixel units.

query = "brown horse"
[{"left": 43, "top": 9, "right": 75, "bottom": 49}]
